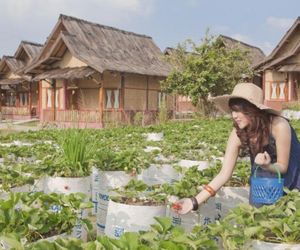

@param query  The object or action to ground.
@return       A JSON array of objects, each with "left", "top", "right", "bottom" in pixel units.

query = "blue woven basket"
[{"left": 250, "top": 165, "right": 284, "bottom": 205}]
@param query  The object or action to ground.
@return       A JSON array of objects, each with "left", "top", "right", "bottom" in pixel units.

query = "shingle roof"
[
  {"left": 254, "top": 17, "right": 300, "bottom": 70},
  {"left": 26, "top": 14, "right": 170, "bottom": 77},
  {"left": 14, "top": 41, "right": 43, "bottom": 61}
]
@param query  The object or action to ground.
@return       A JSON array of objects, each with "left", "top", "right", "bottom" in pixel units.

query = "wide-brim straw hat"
[{"left": 209, "top": 82, "right": 281, "bottom": 115}]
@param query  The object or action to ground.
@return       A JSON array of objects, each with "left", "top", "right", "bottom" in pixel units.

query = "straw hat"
[{"left": 209, "top": 82, "right": 281, "bottom": 115}]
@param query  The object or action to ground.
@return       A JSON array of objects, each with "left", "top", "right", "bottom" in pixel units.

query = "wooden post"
[
  {"left": 173, "top": 93, "right": 177, "bottom": 119},
  {"left": 16, "top": 89, "right": 20, "bottom": 107},
  {"left": 0, "top": 87, "right": 2, "bottom": 115},
  {"left": 38, "top": 81, "right": 42, "bottom": 120},
  {"left": 120, "top": 74, "right": 125, "bottom": 109},
  {"left": 146, "top": 76, "right": 149, "bottom": 111},
  {"left": 120, "top": 73, "right": 125, "bottom": 123},
  {"left": 63, "top": 80, "right": 67, "bottom": 110},
  {"left": 51, "top": 79, "right": 56, "bottom": 121},
  {"left": 285, "top": 73, "right": 289, "bottom": 101},
  {"left": 99, "top": 86, "right": 103, "bottom": 125},
  {"left": 28, "top": 82, "right": 32, "bottom": 117}
]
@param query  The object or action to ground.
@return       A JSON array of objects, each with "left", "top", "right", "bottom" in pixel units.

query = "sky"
[{"left": 0, "top": 0, "right": 299, "bottom": 57}]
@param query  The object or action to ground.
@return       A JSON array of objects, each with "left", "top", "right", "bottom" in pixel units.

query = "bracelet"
[
  {"left": 190, "top": 197, "right": 199, "bottom": 211},
  {"left": 203, "top": 185, "right": 216, "bottom": 197}
]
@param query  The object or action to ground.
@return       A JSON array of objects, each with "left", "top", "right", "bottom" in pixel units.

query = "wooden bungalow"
[
  {"left": 165, "top": 35, "right": 266, "bottom": 115},
  {"left": 0, "top": 41, "right": 42, "bottom": 120},
  {"left": 255, "top": 17, "right": 300, "bottom": 111},
  {"left": 25, "top": 14, "right": 173, "bottom": 128}
]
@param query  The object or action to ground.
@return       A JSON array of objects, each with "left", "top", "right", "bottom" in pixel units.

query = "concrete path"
[{"left": 0, "top": 119, "right": 40, "bottom": 132}]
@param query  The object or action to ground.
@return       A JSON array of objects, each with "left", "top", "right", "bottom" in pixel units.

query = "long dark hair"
[{"left": 229, "top": 98, "right": 274, "bottom": 156}]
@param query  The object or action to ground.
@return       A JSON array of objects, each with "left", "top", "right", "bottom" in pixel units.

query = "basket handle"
[{"left": 253, "top": 164, "right": 282, "bottom": 183}]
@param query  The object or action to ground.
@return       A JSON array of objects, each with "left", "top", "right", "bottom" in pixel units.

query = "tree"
[{"left": 161, "top": 34, "right": 253, "bottom": 116}]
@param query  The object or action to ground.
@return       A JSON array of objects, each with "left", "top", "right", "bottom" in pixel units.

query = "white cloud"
[
  {"left": 230, "top": 34, "right": 275, "bottom": 56},
  {"left": 0, "top": 0, "right": 155, "bottom": 55},
  {"left": 266, "top": 16, "right": 294, "bottom": 30},
  {"left": 0, "top": 0, "right": 155, "bottom": 23},
  {"left": 229, "top": 33, "right": 274, "bottom": 56}
]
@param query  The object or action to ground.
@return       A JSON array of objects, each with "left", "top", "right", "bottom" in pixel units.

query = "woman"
[{"left": 174, "top": 82, "right": 300, "bottom": 214}]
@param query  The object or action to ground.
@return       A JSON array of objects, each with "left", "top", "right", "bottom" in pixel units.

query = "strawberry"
[{"left": 172, "top": 203, "right": 182, "bottom": 211}]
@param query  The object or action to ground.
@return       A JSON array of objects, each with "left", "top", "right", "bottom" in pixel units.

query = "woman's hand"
[
  {"left": 254, "top": 151, "right": 271, "bottom": 167},
  {"left": 171, "top": 198, "right": 193, "bottom": 215}
]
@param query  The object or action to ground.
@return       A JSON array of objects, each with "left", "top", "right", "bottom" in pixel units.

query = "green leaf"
[
  {"left": 244, "top": 226, "right": 261, "bottom": 238},
  {"left": 0, "top": 234, "right": 24, "bottom": 250}
]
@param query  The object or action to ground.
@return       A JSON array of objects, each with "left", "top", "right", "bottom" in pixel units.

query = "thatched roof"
[
  {"left": 14, "top": 41, "right": 43, "bottom": 61},
  {"left": 27, "top": 14, "right": 170, "bottom": 77},
  {"left": 33, "top": 66, "right": 96, "bottom": 80},
  {"left": 163, "top": 36, "right": 265, "bottom": 70},
  {"left": 0, "top": 41, "right": 42, "bottom": 84},
  {"left": 219, "top": 35, "right": 265, "bottom": 67},
  {"left": 254, "top": 17, "right": 300, "bottom": 71},
  {"left": 0, "top": 56, "right": 26, "bottom": 74},
  {"left": 0, "top": 78, "right": 25, "bottom": 85}
]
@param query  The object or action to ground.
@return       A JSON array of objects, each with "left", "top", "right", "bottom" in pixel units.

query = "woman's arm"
[
  {"left": 254, "top": 116, "right": 291, "bottom": 173},
  {"left": 271, "top": 117, "right": 290, "bottom": 173},
  {"left": 194, "top": 128, "right": 241, "bottom": 204},
  {"left": 175, "top": 128, "right": 241, "bottom": 214}
]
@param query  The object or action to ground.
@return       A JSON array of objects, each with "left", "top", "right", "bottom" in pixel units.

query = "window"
[
  {"left": 19, "top": 93, "right": 28, "bottom": 106},
  {"left": 270, "top": 82, "right": 287, "bottom": 100},
  {"left": 47, "top": 89, "right": 52, "bottom": 108},
  {"left": 158, "top": 91, "right": 167, "bottom": 108},
  {"left": 8, "top": 93, "right": 16, "bottom": 106},
  {"left": 105, "top": 89, "right": 120, "bottom": 109}
]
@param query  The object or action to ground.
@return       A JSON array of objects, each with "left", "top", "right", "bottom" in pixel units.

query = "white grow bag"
[
  {"left": 44, "top": 176, "right": 91, "bottom": 197},
  {"left": 105, "top": 200, "right": 166, "bottom": 238},
  {"left": 167, "top": 209, "right": 200, "bottom": 233},
  {"left": 44, "top": 176, "right": 91, "bottom": 241},
  {"left": 199, "top": 187, "right": 249, "bottom": 224},
  {"left": 91, "top": 166, "right": 100, "bottom": 215},
  {"left": 96, "top": 171, "right": 133, "bottom": 235},
  {"left": 31, "top": 177, "right": 47, "bottom": 192},
  {"left": 0, "top": 184, "right": 31, "bottom": 199},
  {"left": 138, "top": 164, "right": 181, "bottom": 185},
  {"left": 146, "top": 132, "right": 164, "bottom": 141},
  {"left": 247, "top": 240, "right": 300, "bottom": 250},
  {"left": 38, "top": 232, "right": 71, "bottom": 242},
  {"left": 282, "top": 109, "right": 300, "bottom": 120},
  {"left": 177, "top": 159, "right": 210, "bottom": 171},
  {"left": 167, "top": 197, "right": 216, "bottom": 232},
  {"left": 167, "top": 187, "right": 249, "bottom": 232}
]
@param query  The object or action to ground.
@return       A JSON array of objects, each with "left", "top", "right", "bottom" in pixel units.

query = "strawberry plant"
[
  {"left": 92, "top": 147, "right": 152, "bottom": 174},
  {"left": 161, "top": 160, "right": 250, "bottom": 199},
  {"left": 28, "top": 217, "right": 218, "bottom": 250},
  {"left": 207, "top": 189, "right": 300, "bottom": 249},
  {"left": 0, "top": 192, "right": 92, "bottom": 244},
  {"left": 0, "top": 164, "right": 35, "bottom": 191},
  {"left": 112, "top": 179, "right": 167, "bottom": 205}
]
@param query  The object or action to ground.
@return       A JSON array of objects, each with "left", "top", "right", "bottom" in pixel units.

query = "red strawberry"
[{"left": 172, "top": 203, "right": 182, "bottom": 211}]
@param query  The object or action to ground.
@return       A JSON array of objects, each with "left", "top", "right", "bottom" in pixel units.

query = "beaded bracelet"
[
  {"left": 203, "top": 185, "right": 216, "bottom": 197},
  {"left": 190, "top": 197, "right": 199, "bottom": 211}
]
